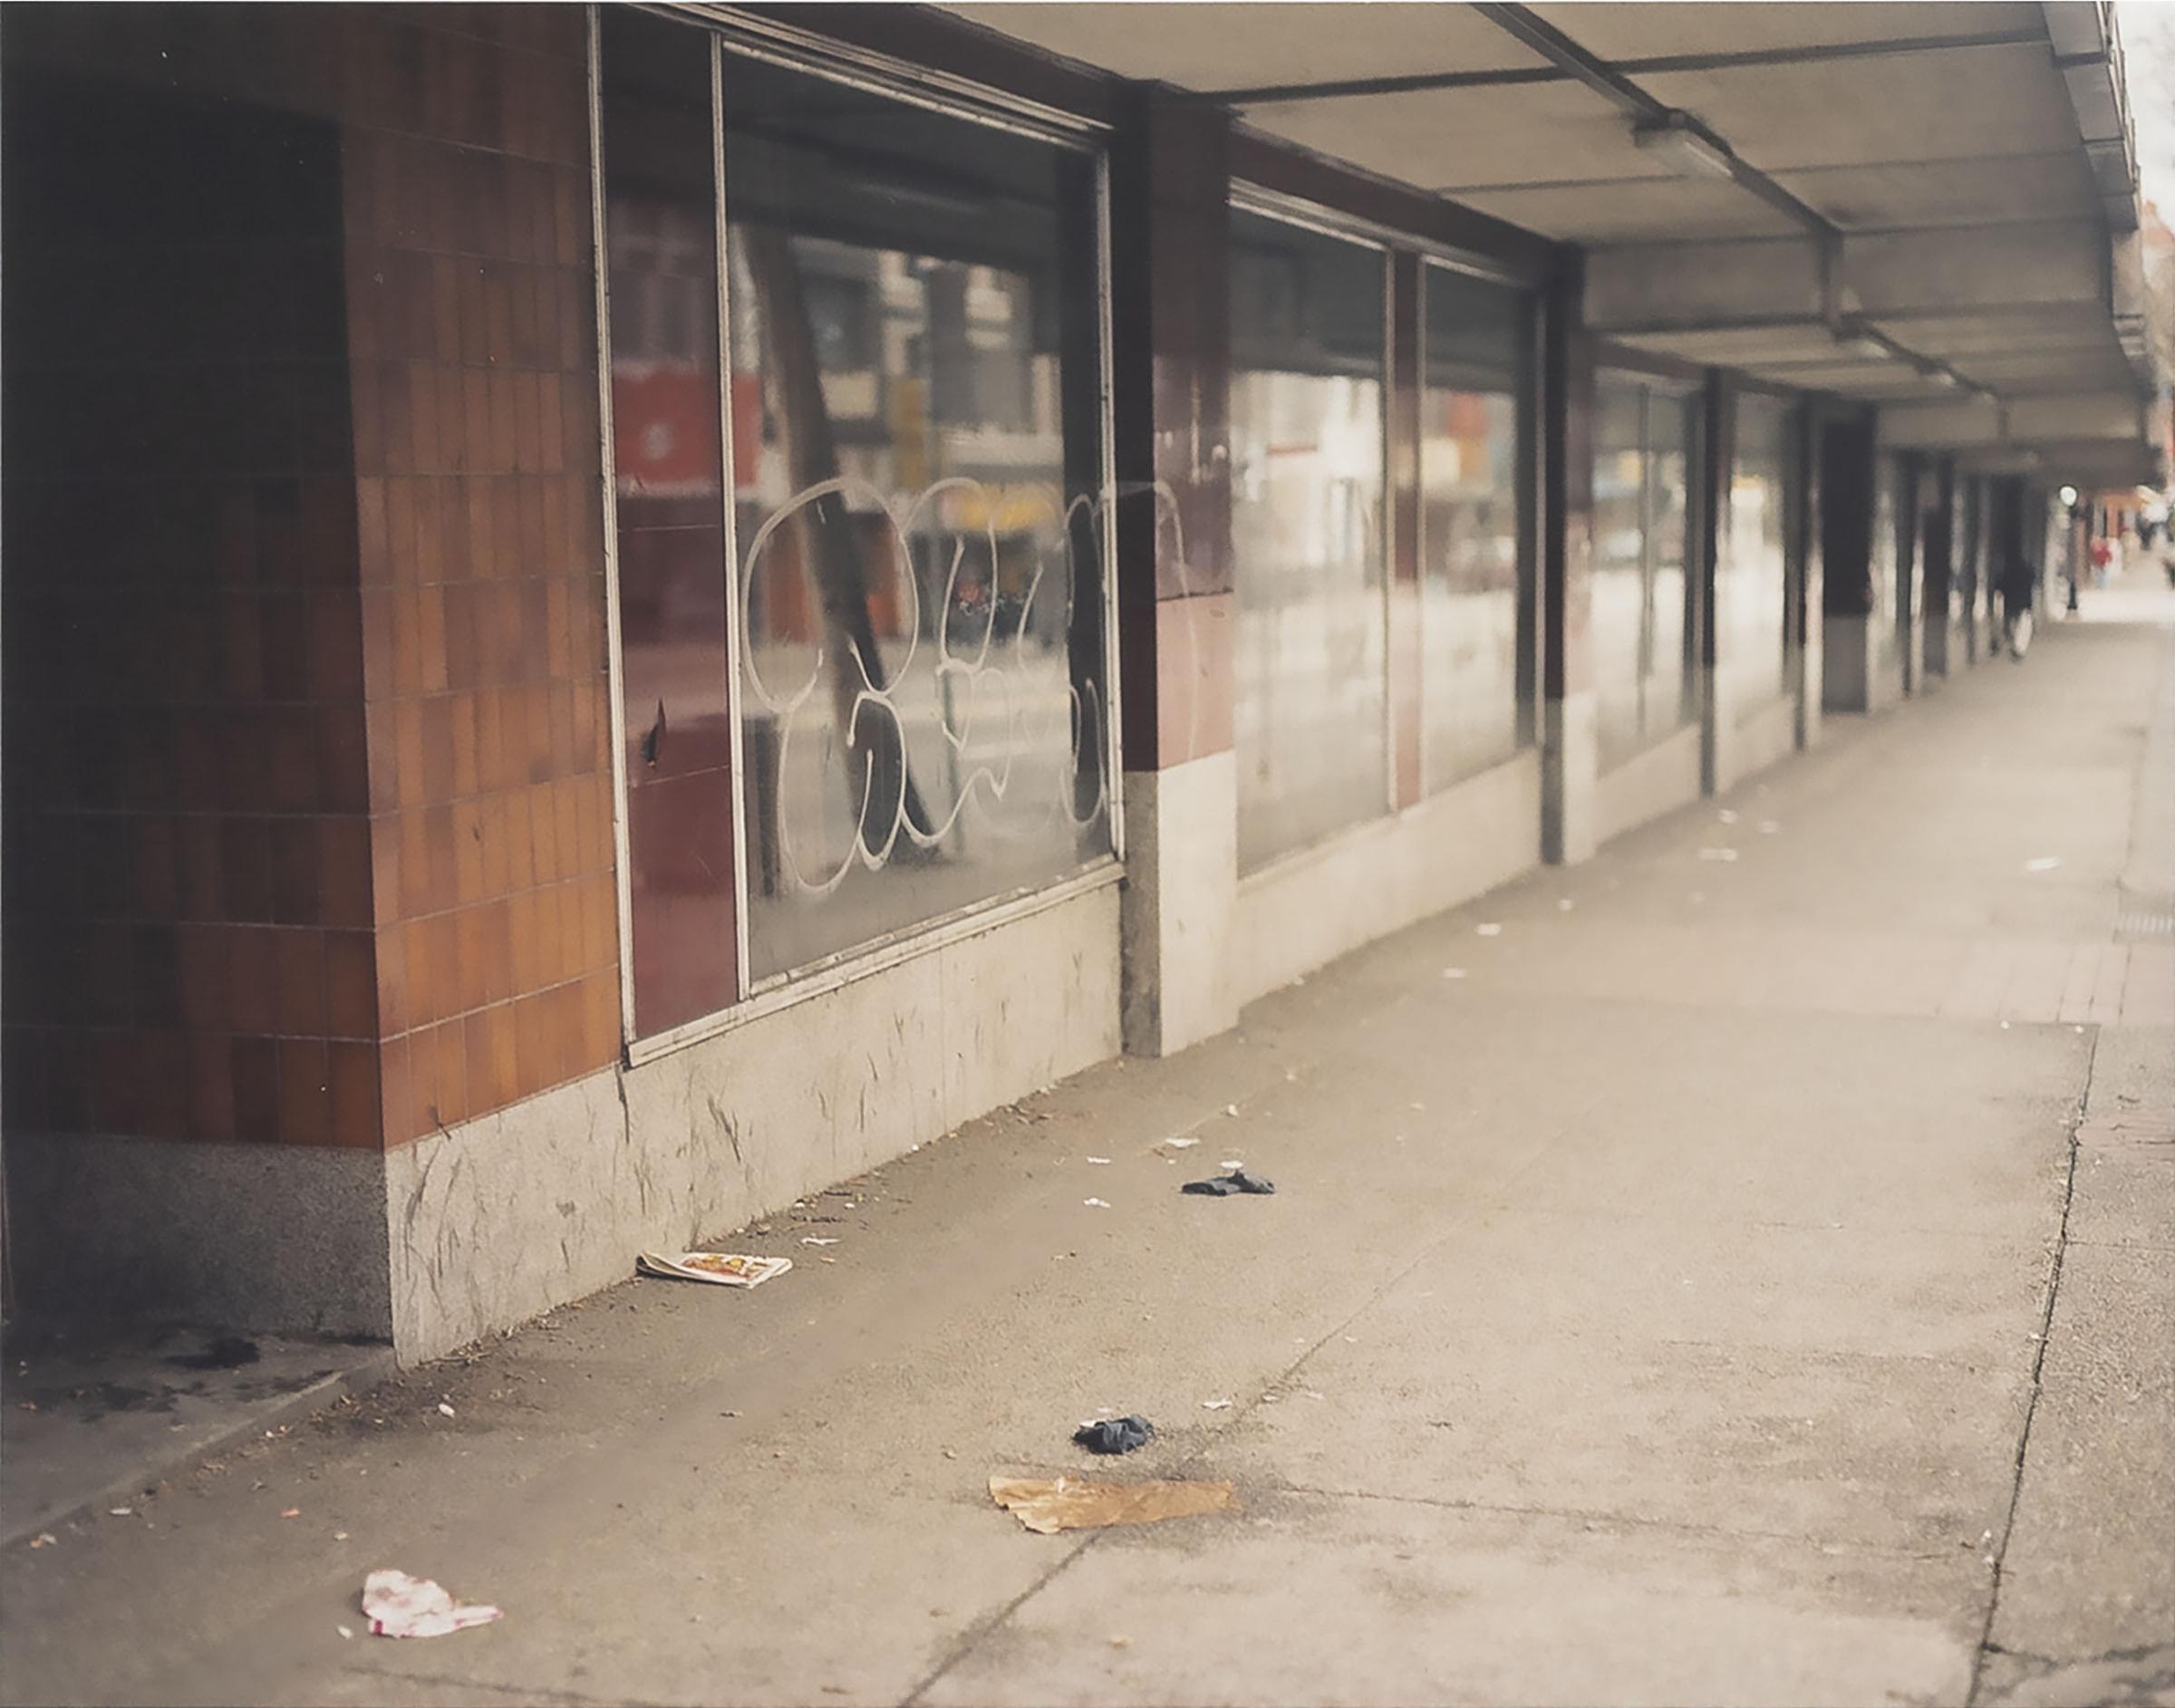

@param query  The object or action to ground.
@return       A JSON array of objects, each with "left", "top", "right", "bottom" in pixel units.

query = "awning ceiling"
[{"left": 945, "top": 0, "right": 2158, "bottom": 485}]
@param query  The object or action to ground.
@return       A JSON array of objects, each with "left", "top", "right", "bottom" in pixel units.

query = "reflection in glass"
[
  {"left": 1872, "top": 456, "right": 1902, "bottom": 675},
  {"left": 1593, "top": 372, "right": 1697, "bottom": 773},
  {"left": 720, "top": 53, "right": 1109, "bottom": 983},
  {"left": 601, "top": 12, "right": 738, "bottom": 1037},
  {"left": 1419, "top": 263, "right": 1531, "bottom": 793},
  {"left": 1230, "top": 208, "right": 1387, "bottom": 873},
  {"left": 1724, "top": 391, "right": 1789, "bottom": 722}
]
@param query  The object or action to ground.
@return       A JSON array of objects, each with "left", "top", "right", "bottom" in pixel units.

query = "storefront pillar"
[{"left": 1110, "top": 92, "right": 1239, "bottom": 1057}]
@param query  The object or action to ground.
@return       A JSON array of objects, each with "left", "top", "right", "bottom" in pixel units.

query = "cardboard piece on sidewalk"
[
  {"left": 989, "top": 1473, "right": 1238, "bottom": 1535},
  {"left": 635, "top": 1251, "right": 792, "bottom": 1288}
]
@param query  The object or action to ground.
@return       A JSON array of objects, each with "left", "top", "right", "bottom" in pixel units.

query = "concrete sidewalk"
[{"left": 4, "top": 592, "right": 2170, "bottom": 1708}]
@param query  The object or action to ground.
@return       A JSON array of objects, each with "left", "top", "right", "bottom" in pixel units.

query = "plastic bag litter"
[
  {"left": 1073, "top": 1414, "right": 1154, "bottom": 1454},
  {"left": 990, "top": 1473, "right": 1237, "bottom": 1534},
  {"left": 362, "top": 1569, "right": 503, "bottom": 1638},
  {"left": 1183, "top": 1171, "right": 1276, "bottom": 1197}
]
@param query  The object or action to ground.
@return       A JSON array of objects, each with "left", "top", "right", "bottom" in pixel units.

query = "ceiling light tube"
[{"left": 1631, "top": 111, "right": 1737, "bottom": 181}]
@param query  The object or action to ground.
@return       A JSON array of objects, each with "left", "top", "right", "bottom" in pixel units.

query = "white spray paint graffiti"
[{"left": 740, "top": 475, "right": 1186, "bottom": 898}]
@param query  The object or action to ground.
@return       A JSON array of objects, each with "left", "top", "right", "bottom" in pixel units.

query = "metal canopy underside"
[{"left": 945, "top": 0, "right": 2156, "bottom": 484}]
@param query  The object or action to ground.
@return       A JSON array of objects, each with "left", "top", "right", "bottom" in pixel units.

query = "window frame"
[{"left": 589, "top": 5, "right": 1126, "bottom": 1062}]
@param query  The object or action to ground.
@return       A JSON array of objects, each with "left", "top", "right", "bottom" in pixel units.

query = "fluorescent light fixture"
[{"left": 1632, "top": 112, "right": 1736, "bottom": 180}]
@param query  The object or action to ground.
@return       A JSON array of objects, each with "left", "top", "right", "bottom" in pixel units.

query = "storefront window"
[
  {"left": 1724, "top": 391, "right": 1790, "bottom": 722},
  {"left": 1593, "top": 372, "right": 1697, "bottom": 773},
  {"left": 600, "top": 14, "right": 1113, "bottom": 1028},
  {"left": 1418, "top": 263, "right": 1532, "bottom": 793},
  {"left": 1230, "top": 207, "right": 1387, "bottom": 873}
]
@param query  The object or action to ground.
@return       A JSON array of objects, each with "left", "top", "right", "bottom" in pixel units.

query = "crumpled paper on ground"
[
  {"left": 990, "top": 1474, "right": 1238, "bottom": 1534},
  {"left": 362, "top": 1569, "right": 504, "bottom": 1638}
]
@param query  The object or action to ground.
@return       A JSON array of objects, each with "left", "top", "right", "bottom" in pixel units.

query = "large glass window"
[
  {"left": 1418, "top": 263, "right": 1532, "bottom": 792},
  {"left": 1724, "top": 391, "right": 1790, "bottom": 722},
  {"left": 601, "top": 14, "right": 1113, "bottom": 1032},
  {"left": 1229, "top": 207, "right": 1387, "bottom": 873},
  {"left": 1593, "top": 372, "right": 1697, "bottom": 773}
]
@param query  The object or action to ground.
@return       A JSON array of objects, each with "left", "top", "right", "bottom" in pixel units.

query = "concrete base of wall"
[
  {"left": 1119, "top": 753, "right": 1239, "bottom": 1059},
  {"left": 1822, "top": 615, "right": 1903, "bottom": 715},
  {"left": 1231, "top": 749, "right": 1542, "bottom": 1009},
  {"left": 8, "top": 884, "right": 1123, "bottom": 1366},
  {"left": 1717, "top": 695, "right": 1796, "bottom": 795},
  {"left": 1594, "top": 722, "right": 1702, "bottom": 848},
  {"left": 1542, "top": 690, "right": 1598, "bottom": 866},
  {"left": 4, "top": 1133, "right": 392, "bottom": 1339},
  {"left": 385, "top": 882, "right": 1123, "bottom": 1363}
]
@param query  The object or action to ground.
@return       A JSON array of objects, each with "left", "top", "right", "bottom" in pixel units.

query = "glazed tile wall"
[
  {"left": 340, "top": 9, "right": 620, "bottom": 1145},
  {"left": 1112, "top": 92, "right": 1234, "bottom": 773},
  {"left": 2, "top": 5, "right": 621, "bottom": 1156}
]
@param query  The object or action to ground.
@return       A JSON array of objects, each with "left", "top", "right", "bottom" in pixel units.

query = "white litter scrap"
[
  {"left": 636, "top": 1251, "right": 792, "bottom": 1288},
  {"left": 1161, "top": 1135, "right": 1199, "bottom": 1149},
  {"left": 1696, "top": 847, "right": 1739, "bottom": 863},
  {"left": 1717, "top": 808, "right": 1739, "bottom": 825},
  {"left": 2023, "top": 856, "right": 2061, "bottom": 873},
  {"left": 1202, "top": 1398, "right": 1233, "bottom": 1410},
  {"left": 362, "top": 1569, "right": 503, "bottom": 1639},
  {"left": 436, "top": 1403, "right": 455, "bottom": 1419},
  {"left": 1475, "top": 922, "right": 1503, "bottom": 938},
  {"left": 1084, "top": 1198, "right": 1110, "bottom": 1209},
  {"left": 1086, "top": 1157, "right": 1112, "bottom": 1165},
  {"left": 799, "top": 1236, "right": 838, "bottom": 1247}
]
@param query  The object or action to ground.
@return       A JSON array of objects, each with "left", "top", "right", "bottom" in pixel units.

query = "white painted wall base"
[
  {"left": 1231, "top": 750, "right": 1542, "bottom": 1009},
  {"left": 384, "top": 883, "right": 1122, "bottom": 1363},
  {"left": 1822, "top": 615, "right": 1903, "bottom": 715},
  {"left": 1119, "top": 753, "right": 1239, "bottom": 1058},
  {"left": 1542, "top": 690, "right": 1597, "bottom": 866},
  {"left": 1716, "top": 695, "right": 1797, "bottom": 795},
  {"left": 1594, "top": 721, "right": 1702, "bottom": 847}
]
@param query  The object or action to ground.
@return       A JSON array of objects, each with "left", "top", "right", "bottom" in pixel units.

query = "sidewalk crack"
[{"left": 1967, "top": 1030, "right": 2098, "bottom": 1707}]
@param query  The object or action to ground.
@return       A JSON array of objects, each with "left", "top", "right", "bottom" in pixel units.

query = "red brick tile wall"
[
  {"left": 2, "top": 5, "right": 622, "bottom": 1154},
  {"left": 340, "top": 9, "right": 621, "bottom": 1144}
]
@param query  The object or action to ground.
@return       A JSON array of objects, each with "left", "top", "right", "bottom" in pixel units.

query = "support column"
[
  {"left": 1541, "top": 252, "right": 1598, "bottom": 865},
  {"left": 1793, "top": 399, "right": 1825, "bottom": 747},
  {"left": 1820, "top": 408, "right": 1881, "bottom": 714},
  {"left": 1111, "top": 91, "right": 1237, "bottom": 1057},
  {"left": 1696, "top": 370, "right": 1732, "bottom": 795},
  {"left": 1922, "top": 457, "right": 1956, "bottom": 680}
]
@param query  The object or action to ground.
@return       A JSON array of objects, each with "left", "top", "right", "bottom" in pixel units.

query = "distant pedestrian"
[{"left": 1995, "top": 545, "right": 2036, "bottom": 661}]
